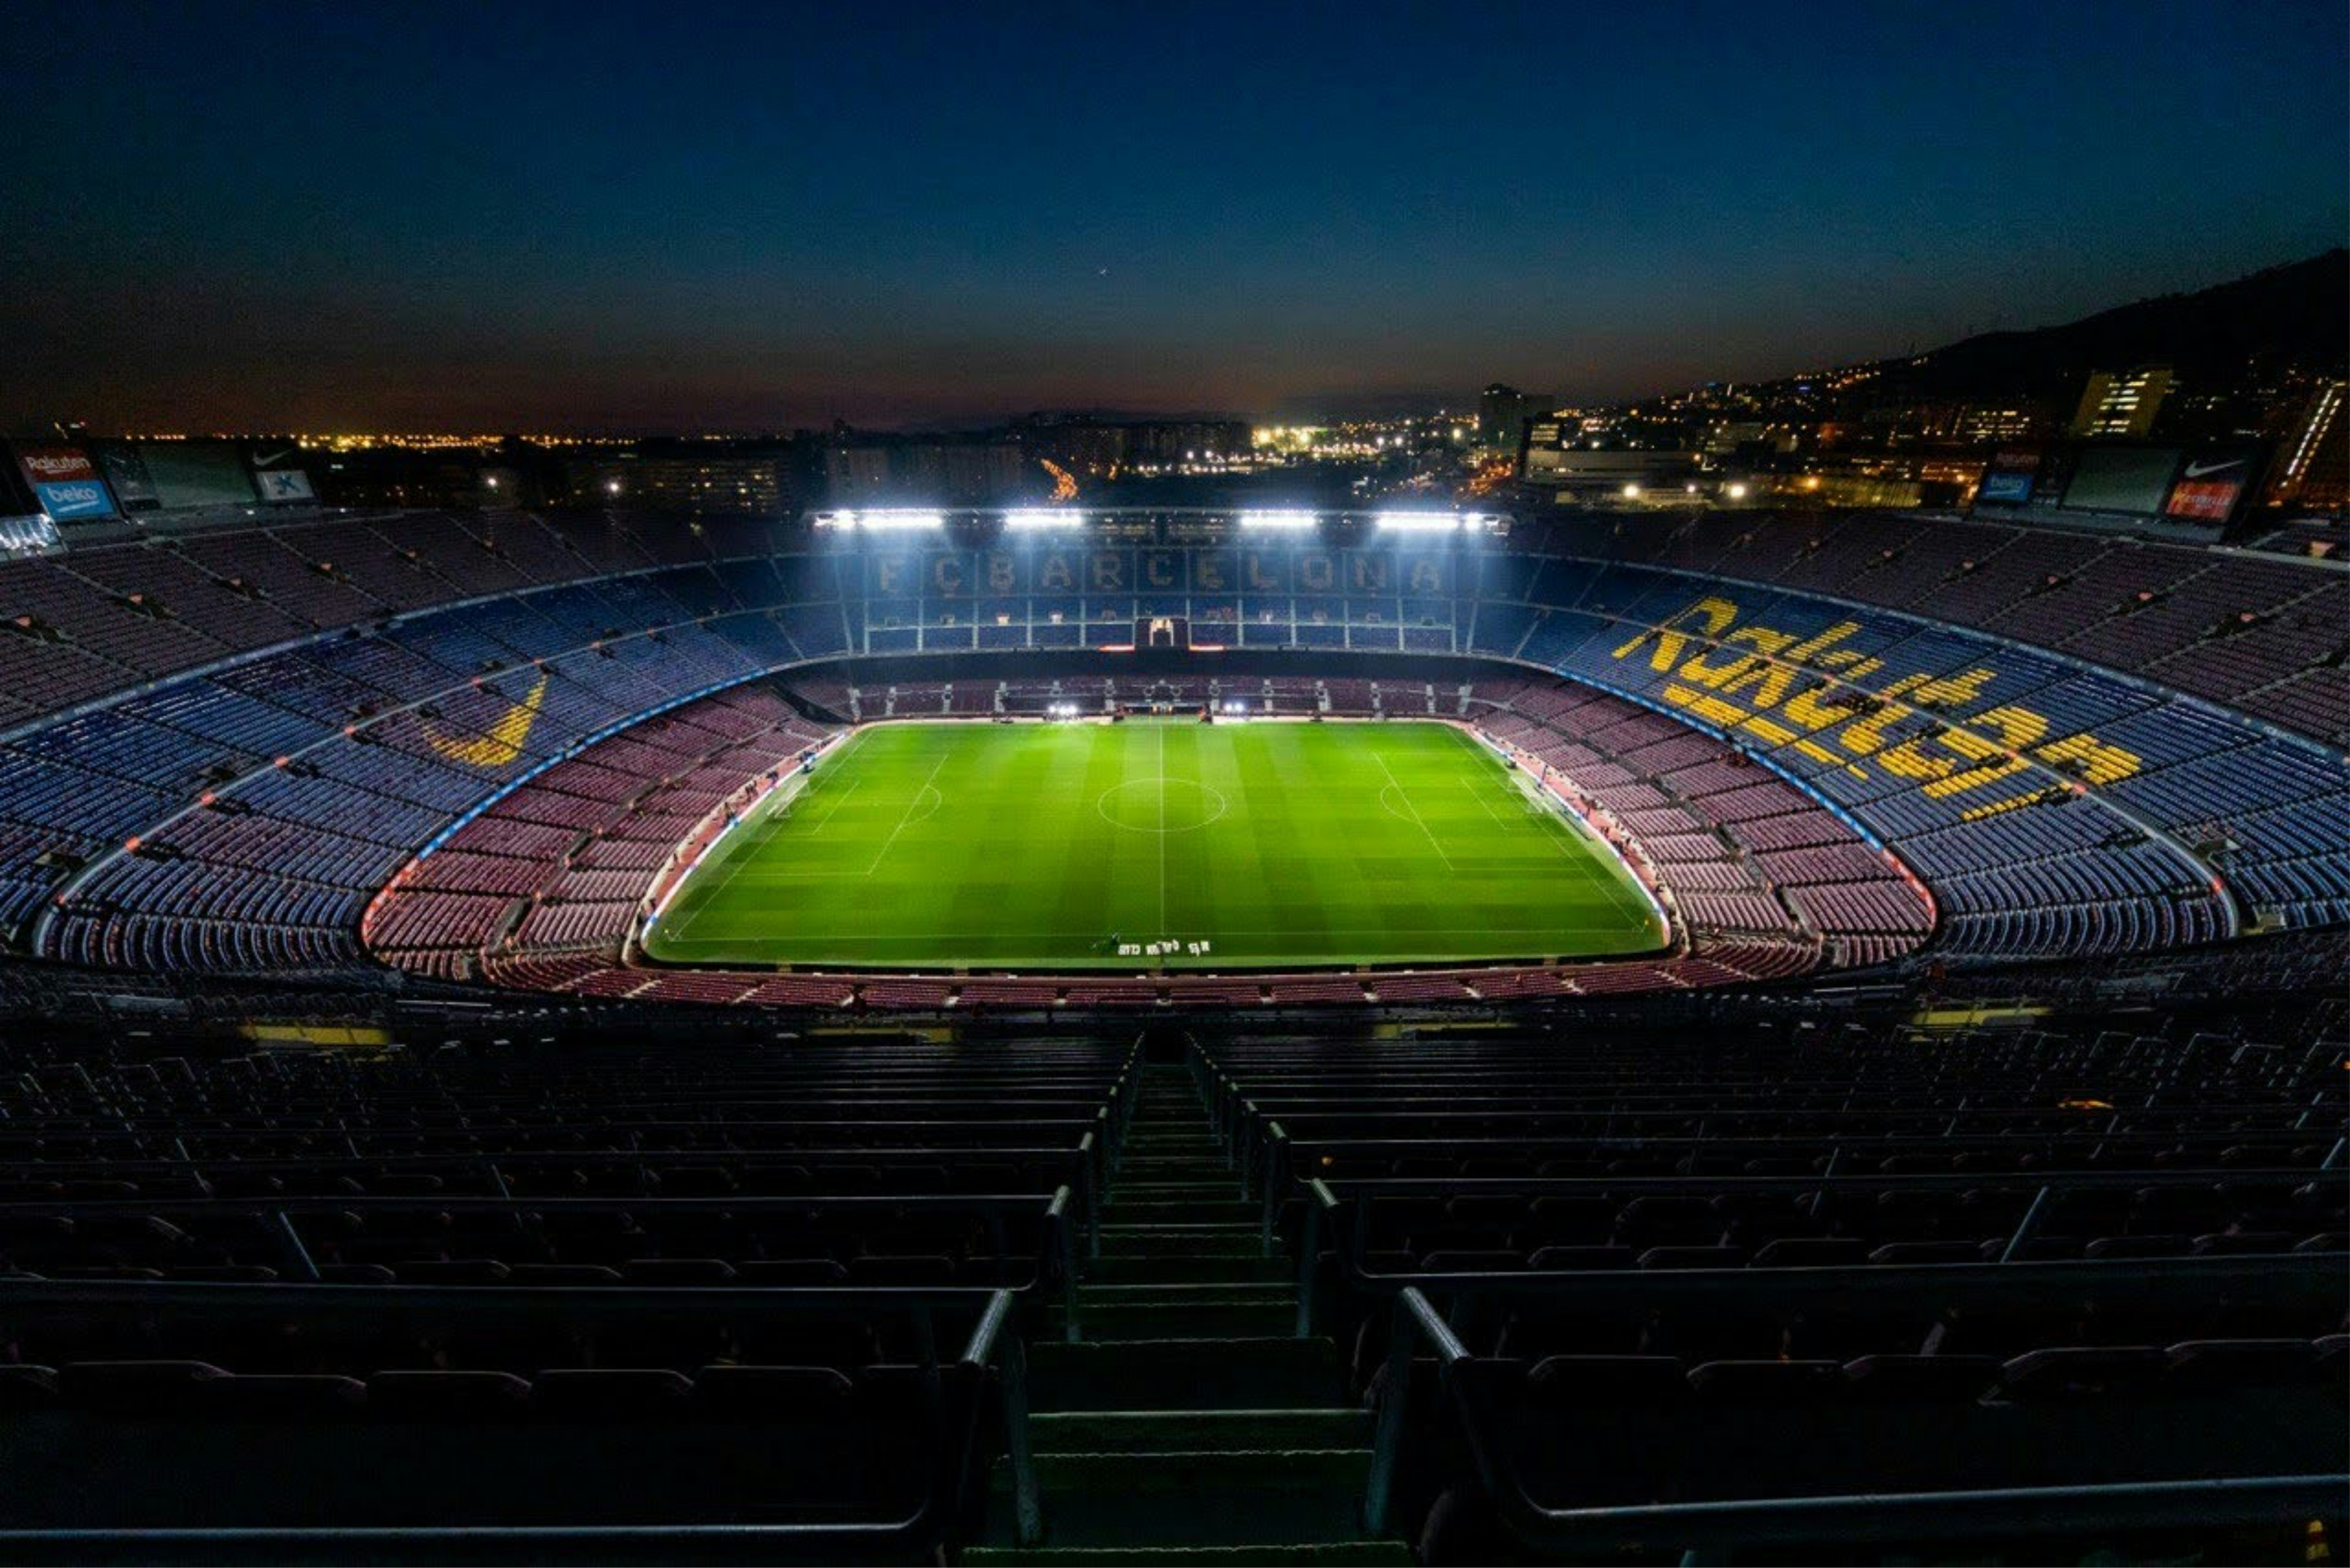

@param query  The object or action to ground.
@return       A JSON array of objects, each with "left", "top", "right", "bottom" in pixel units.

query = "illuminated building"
[{"left": 2070, "top": 366, "right": 2175, "bottom": 439}]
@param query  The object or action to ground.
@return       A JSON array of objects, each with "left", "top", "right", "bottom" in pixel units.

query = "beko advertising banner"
[
  {"left": 1975, "top": 447, "right": 2040, "bottom": 505},
  {"left": 12, "top": 445, "right": 118, "bottom": 522}
]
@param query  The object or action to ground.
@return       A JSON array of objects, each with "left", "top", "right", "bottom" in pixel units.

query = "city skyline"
[{"left": 1, "top": 0, "right": 2343, "bottom": 434}]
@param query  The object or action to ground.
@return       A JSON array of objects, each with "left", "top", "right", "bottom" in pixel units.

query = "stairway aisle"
[{"left": 972, "top": 1063, "right": 1409, "bottom": 1564}]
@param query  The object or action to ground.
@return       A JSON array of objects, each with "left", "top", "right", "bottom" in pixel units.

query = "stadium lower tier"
[
  {"left": 0, "top": 1020, "right": 2337, "bottom": 1559},
  {"left": 363, "top": 676, "right": 1925, "bottom": 1006},
  {"left": 0, "top": 508, "right": 2344, "bottom": 1005}
]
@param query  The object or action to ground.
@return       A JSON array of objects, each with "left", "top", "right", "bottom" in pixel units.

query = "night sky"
[{"left": 1, "top": 0, "right": 2342, "bottom": 432}]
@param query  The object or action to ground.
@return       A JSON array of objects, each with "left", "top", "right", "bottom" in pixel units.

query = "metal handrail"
[
  {"left": 0, "top": 1281, "right": 1042, "bottom": 1560},
  {"left": 1294, "top": 1180, "right": 2344, "bottom": 1338},
  {"left": 1364, "top": 1286, "right": 2348, "bottom": 1556},
  {"left": 1292, "top": 1164, "right": 2329, "bottom": 1199}
]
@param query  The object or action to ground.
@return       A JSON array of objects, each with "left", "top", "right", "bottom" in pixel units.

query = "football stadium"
[
  {"left": 1, "top": 1, "right": 2344, "bottom": 1558},
  {"left": 0, "top": 494, "right": 2337, "bottom": 1563}
]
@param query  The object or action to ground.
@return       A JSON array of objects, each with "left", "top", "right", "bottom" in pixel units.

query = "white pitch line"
[
  {"left": 801, "top": 774, "right": 862, "bottom": 835},
  {"left": 1441, "top": 725, "right": 1654, "bottom": 932},
  {"left": 669, "top": 733, "right": 884, "bottom": 932},
  {"left": 1459, "top": 776, "right": 1515, "bottom": 826},
  {"left": 863, "top": 752, "right": 950, "bottom": 877},
  {"left": 654, "top": 923, "right": 1644, "bottom": 945},
  {"left": 1156, "top": 720, "right": 1168, "bottom": 933},
  {"left": 670, "top": 781, "right": 791, "bottom": 937},
  {"left": 1372, "top": 751, "right": 1455, "bottom": 872}
]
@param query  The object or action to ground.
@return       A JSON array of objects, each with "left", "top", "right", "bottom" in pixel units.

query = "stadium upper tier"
[{"left": 0, "top": 505, "right": 2342, "bottom": 1000}]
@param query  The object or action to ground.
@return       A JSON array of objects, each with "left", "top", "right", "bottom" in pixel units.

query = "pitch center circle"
[{"left": 1096, "top": 777, "right": 1228, "bottom": 834}]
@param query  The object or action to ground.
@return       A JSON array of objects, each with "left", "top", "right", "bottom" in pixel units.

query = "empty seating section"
[
  {"left": 367, "top": 686, "right": 834, "bottom": 978},
  {"left": 429, "top": 671, "right": 1890, "bottom": 1007},
  {"left": 5, "top": 529, "right": 844, "bottom": 972},
  {"left": 1200, "top": 1023, "right": 2348, "bottom": 1562},
  {"left": 0, "top": 505, "right": 2336, "bottom": 995},
  {"left": 1483, "top": 543, "right": 2349, "bottom": 954},
  {"left": 0, "top": 1035, "right": 1133, "bottom": 1547},
  {"left": 1513, "top": 512, "right": 2350, "bottom": 743},
  {"left": 1463, "top": 677, "right": 1930, "bottom": 968}
]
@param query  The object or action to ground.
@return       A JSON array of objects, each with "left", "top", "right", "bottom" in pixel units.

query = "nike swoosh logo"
[
  {"left": 422, "top": 673, "right": 550, "bottom": 768},
  {"left": 2181, "top": 460, "right": 2241, "bottom": 479},
  {"left": 251, "top": 448, "right": 297, "bottom": 468}
]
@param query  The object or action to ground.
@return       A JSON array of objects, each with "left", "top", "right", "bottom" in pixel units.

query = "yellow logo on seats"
[
  {"left": 1610, "top": 596, "right": 2141, "bottom": 818},
  {"left": 423, "top": 673, "right": 550, "bottom": 768}
]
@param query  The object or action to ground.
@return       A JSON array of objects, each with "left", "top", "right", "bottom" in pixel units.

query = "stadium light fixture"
[
  {"left": 1004, "top": 509, "right": 1083, "bottom": 530},
  {"left": 1726, "top": 482, "right": 1750, "bottom": 501},
  {"left": 1237, "top": 509, "right": 1318, "bottom": 530},
  {"left": 1372, "top": 511, "right": 1463, "bottom": 532},
  {"left": 820, "top": 509, "right": 946, "bottom": 531}
]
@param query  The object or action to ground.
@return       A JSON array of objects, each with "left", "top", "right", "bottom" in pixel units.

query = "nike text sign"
[{"left": 2162, "top": 450, "right": 2255, "bottom": 527}]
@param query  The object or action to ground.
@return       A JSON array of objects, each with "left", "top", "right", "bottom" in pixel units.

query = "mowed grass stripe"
[{"left": 643, "top": 720, "right": 1665, "bottom": 971}]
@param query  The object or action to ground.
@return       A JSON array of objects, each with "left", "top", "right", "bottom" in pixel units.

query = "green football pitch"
[{"left": 642, "top": 719, "right": 1666, "bottom": 972}]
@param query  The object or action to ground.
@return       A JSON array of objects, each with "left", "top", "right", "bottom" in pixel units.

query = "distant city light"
[
  {"left": 1372, "top": 511, "right": 1464, "bottom": 532},
  {"left": 605, "top": 479, "right": 623, "bottom": 494},
  {"left": 1725, "top": 482, "right": 1750, "bottom": 500},
  {"left": 1621, "top": 483, "right": 1642, "bottom": 498},
  {"left": 1237, "top": 509, "right": 1318, "bottom": 530},
  {"left": 1003, "top": 509, "right": 1083, "bottom": 530}
]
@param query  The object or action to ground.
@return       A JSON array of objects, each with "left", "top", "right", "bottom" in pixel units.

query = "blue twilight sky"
[{"left": 0, "top": 0, "right": 2342, "bottom": 431}]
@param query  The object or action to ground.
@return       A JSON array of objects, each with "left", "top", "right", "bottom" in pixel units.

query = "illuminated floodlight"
[
  {"left": 1725, "top": 482, "right": 1750, "bottom": 501},
  {"left": 824, "top": 509, "right": 945, "bottom": 530},
  {"left": 1620, "top": 484, "right": 1642, "bottom": 498},
  {"left": 1237, "top": 509, "right": 1318, "bottom": 530},
  {"left": 605, "top": 479, "right": 623, "bottom": 495},
  {"left": 1004, "top": 509, "right": 1083, "bottom": 530},
  {"left": 1372, "top": 511, "right": 1463, "bottom": 532}
]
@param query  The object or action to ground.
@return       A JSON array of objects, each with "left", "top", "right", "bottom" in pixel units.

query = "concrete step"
[
  {"left": 1029, "top": 1408, "right": 1371, "bottom": 1455},
  {"left": 1109, "top": 1180, "right": 1240, "bottom": 1200},
  {"left": 1028, "top": 1337, "right": 1347, "bottom": 1412},
  {"left": 1082, "top": 1281, "right": 1291, "bottom": 1308},
  {"left": 1085, "top": 1253, "right": 1292, "bottom": 1287},
  {"left": 1099, "top": 1225, "right": 1263, "bottom": 1260},
  {"left": 986, "top": 1449, "right": 1372, "bottom": 1548},
  {"left": 1060, "top": 1299, "right": 1297, "bottom": 1341},
  {"left": 1103, "top": 1198, "right": 1257, "bottom": 1223},
  {"left": 965, "top": 1543, "right": 1412, "bottom": 1566}
]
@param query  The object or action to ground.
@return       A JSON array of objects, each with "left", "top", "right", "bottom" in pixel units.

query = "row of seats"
[{"left": 1197, "top": 1018, "right": 2346, "bottom": 1562}]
